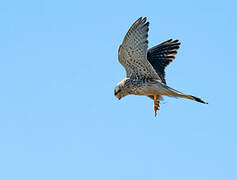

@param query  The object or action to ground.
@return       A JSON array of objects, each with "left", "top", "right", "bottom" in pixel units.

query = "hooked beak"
[
  {"left": 115, "top": 94, "right": 121, "bottom": 100},
  {"left": 114, "top": 92, "right": 121, "bottom": 100}
]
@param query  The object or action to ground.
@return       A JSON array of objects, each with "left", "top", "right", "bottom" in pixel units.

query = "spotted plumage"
[{"left": 114, "top": 17, "right": 207, "bottom": 117}]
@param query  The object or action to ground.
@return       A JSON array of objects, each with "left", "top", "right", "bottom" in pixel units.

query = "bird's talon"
[{"left": 153, "top": 104, "right": 159, "bottom": 117}]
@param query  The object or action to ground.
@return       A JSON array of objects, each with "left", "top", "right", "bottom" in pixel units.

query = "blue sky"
[{"left": 0, "top": 0, "right": 237, "bottom": 179}]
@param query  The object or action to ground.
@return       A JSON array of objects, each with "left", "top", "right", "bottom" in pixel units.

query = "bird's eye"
[{"left": 114, "top": 89, "right": 121, "bottom": 95}]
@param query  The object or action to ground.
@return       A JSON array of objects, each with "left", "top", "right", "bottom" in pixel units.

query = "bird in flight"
[{"left": 114, "top": 17, "right": 207, "bottom": 117}]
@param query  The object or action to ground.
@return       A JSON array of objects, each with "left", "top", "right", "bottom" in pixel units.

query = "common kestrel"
[{"left": 114, "top": 17, "right": 207, "bottom": 116}]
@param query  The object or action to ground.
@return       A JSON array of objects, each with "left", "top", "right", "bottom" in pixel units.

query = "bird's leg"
[{"left": 153, "top": 96, "right": 160, "bottom": 117}]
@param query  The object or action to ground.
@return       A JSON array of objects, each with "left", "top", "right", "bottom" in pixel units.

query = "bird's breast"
[{"left": 131, "top": 82, "right": 165, "bottom": 96}]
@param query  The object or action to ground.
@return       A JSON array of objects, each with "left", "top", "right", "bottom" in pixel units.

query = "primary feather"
[
  {"left": 118, "top": 17, "right": 161, "bottom": 80},
  {"left": 147, "top": 39, "right": 181, "bottom": 84}
]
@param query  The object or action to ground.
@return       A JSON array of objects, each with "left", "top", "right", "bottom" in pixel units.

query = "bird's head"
[{"left": 114, "top": 79, "right": 129, "bottom": 100}]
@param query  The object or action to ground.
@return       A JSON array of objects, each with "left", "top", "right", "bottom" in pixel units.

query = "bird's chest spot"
[
  {"left": 128, "top": 78, "right": 152, "bottom": 95},
  {"left": 132, "top": 84, "right": 151, "bottom": 95},
  {"left": 133, "top": 83, "right": 160, "bottom": 96}
]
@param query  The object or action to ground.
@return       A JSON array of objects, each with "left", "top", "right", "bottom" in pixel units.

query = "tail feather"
[
  {"left": 190, "top": 96, "right": 208, "bottom": 104},
  {"left": 162, "top": 85, "right": 208, "bottom": 104},
  {"left": 174, "top": 93, "right": 208, "bottom": 104}
]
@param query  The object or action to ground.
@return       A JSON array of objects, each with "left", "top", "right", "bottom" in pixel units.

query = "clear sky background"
[{"left": 0, "top": 0, "right": 236, "bottom": 179}]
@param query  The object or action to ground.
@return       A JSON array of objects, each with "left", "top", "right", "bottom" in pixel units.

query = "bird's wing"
[
  {"left": 118, "top": 17, "right": 161, "bottom": 80},
  {"left": 147, "top": 39, "right": 181, "bottom": 84}
]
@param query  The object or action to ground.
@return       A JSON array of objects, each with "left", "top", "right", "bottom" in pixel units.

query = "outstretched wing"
[
  {"left": 118, "top": 17, "right": 161, "bottom": 80},
  {"left": 147, "top": 39, "right": 181, "bottom": 84}
]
